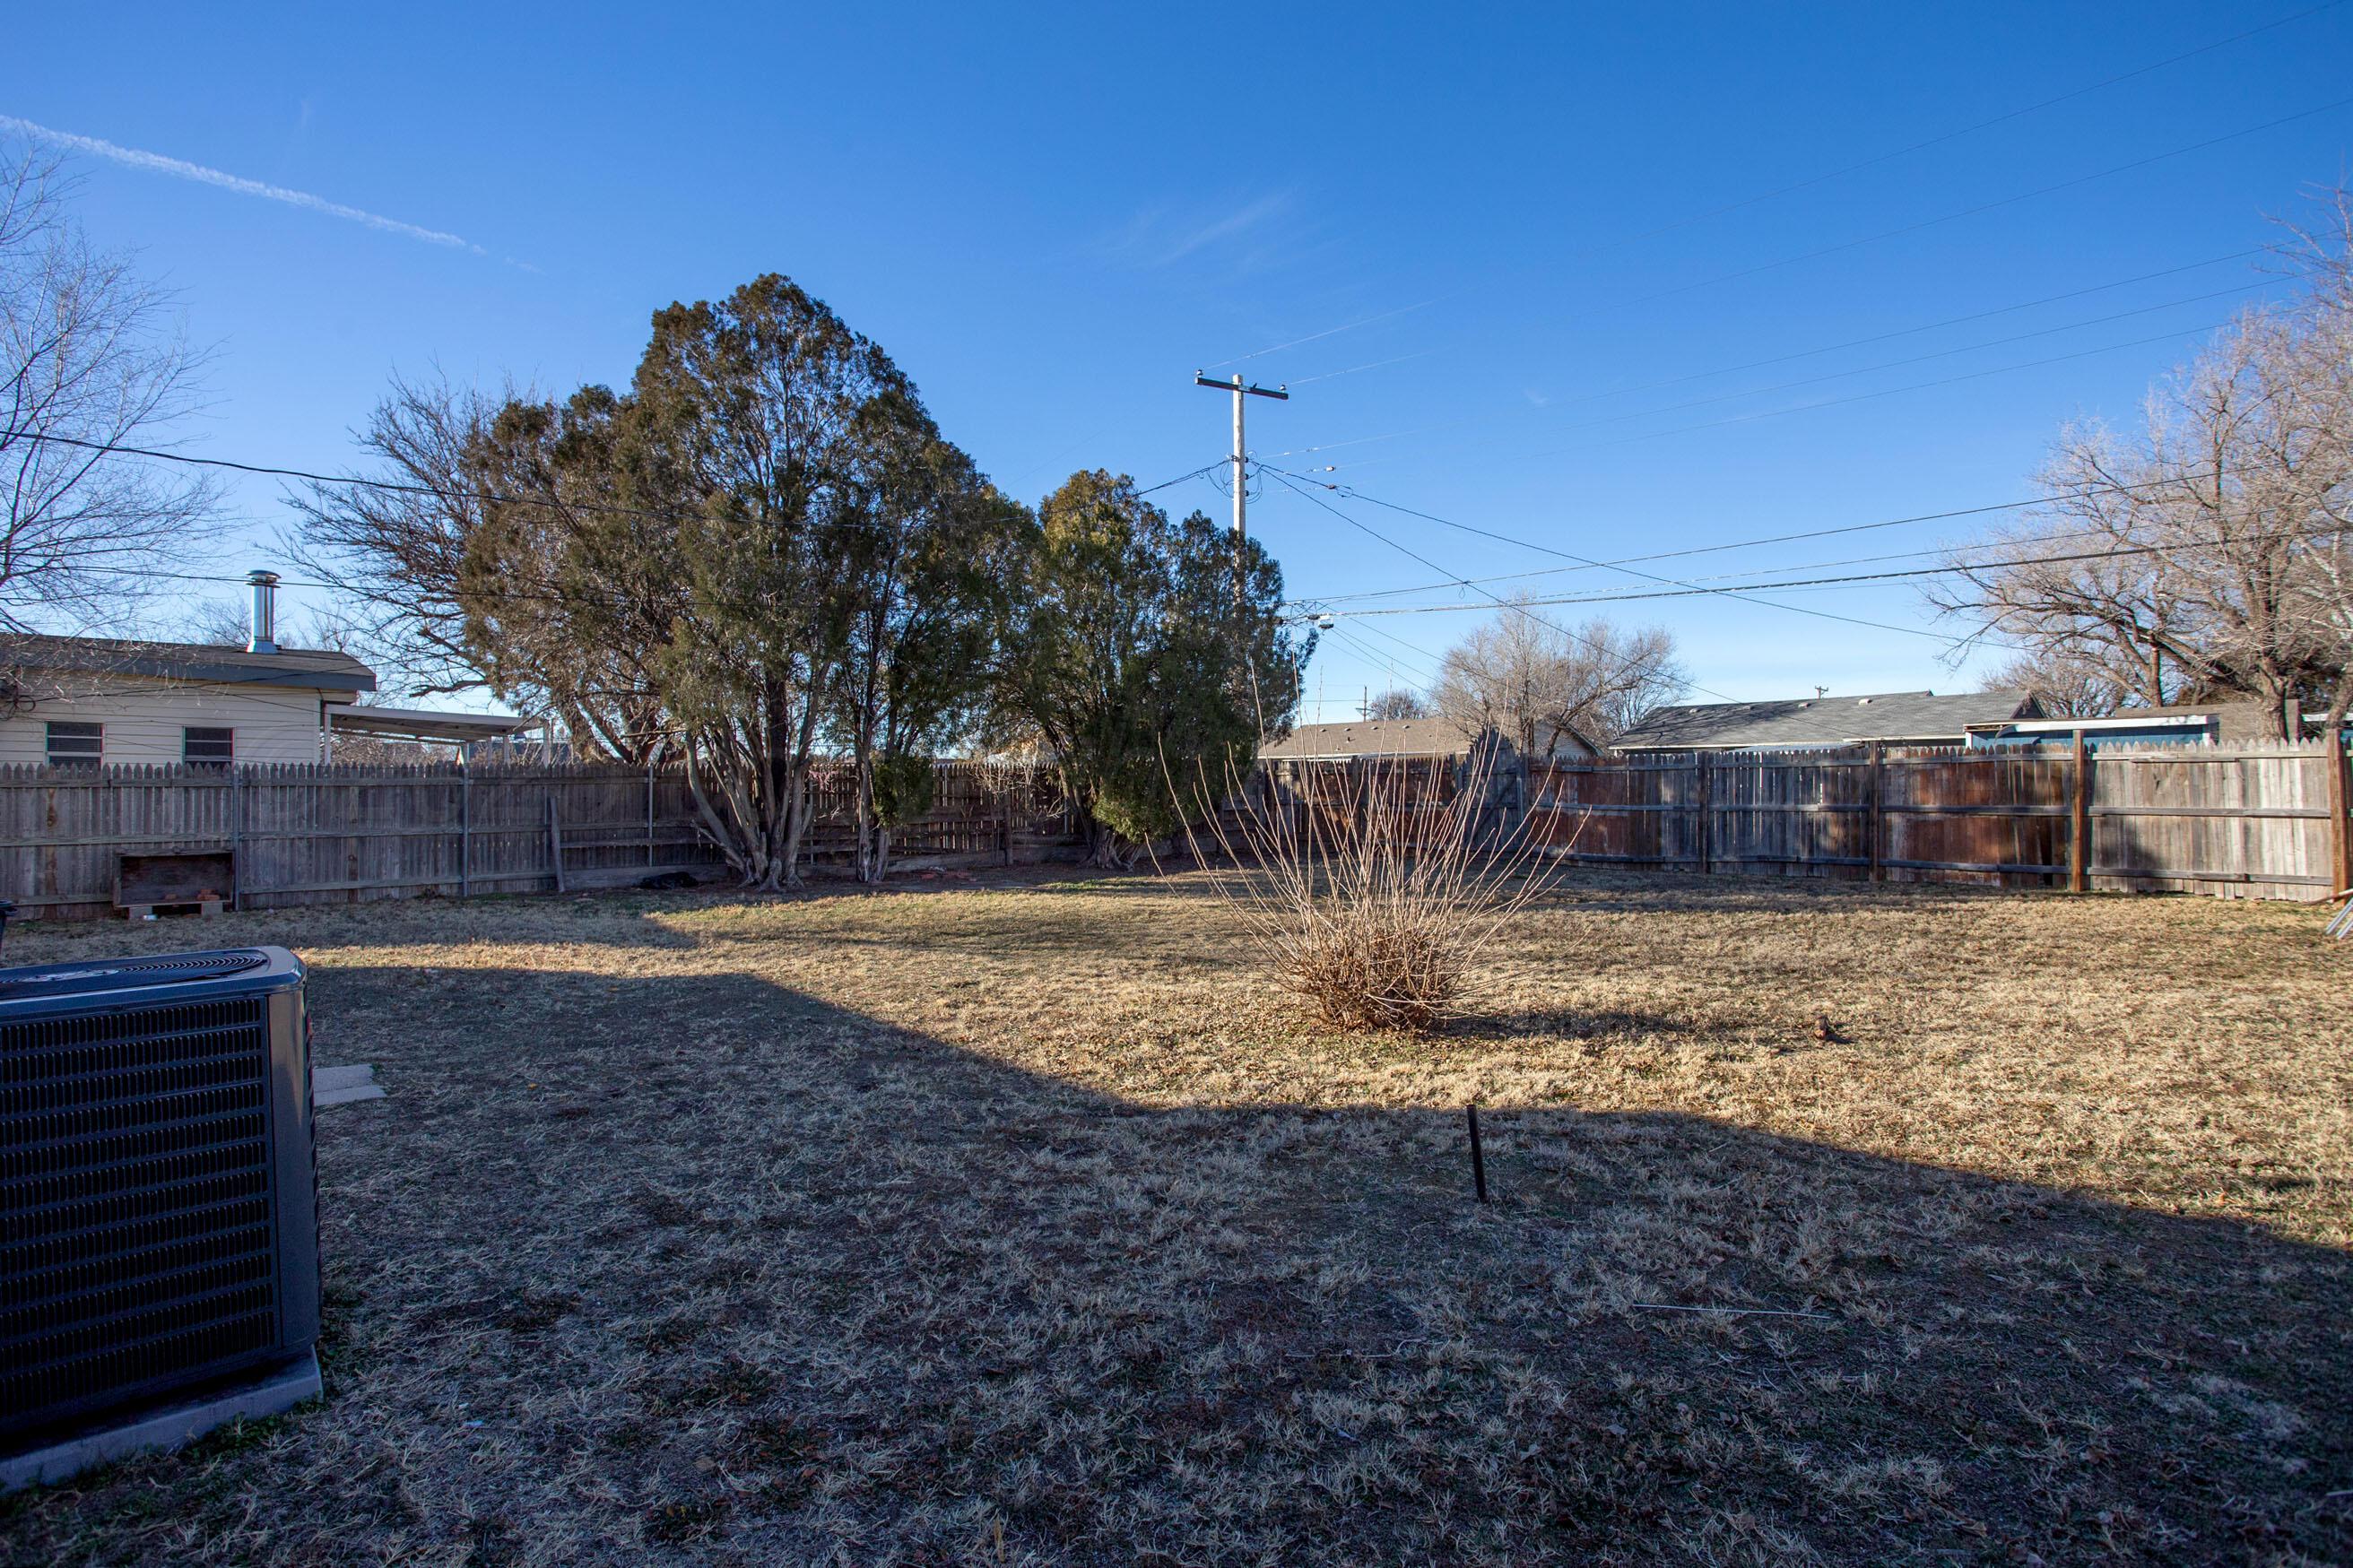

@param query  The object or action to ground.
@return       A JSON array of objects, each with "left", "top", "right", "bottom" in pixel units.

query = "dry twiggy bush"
[{"left": 1180, "top": 741, "right": 1560, "bottom": 1030}]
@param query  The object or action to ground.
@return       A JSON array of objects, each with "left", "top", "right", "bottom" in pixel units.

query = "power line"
[
  {"left": 7, "top": 425, "right": 1232, "bottom": 527},
  {"left": 1347, "top": 612, "right": 1453, "bottom": 672},
  {"left": 2, "top": 429, "right": 700, "bottom": 528},
  {"left": 1263, "top": 463, "right": 1983, "bottom": 648},
  {"left": 1136, "top": 461, "right": 1227, "bottom": 496},
  {"left": 1315, "top": 526, "right": 2321, "bottom": 619},
  {"left": 1302, "top": 514, "right": 2145, "bottom": 605},
  {"left": 0, "top": 429, "right": 1229, "bottom": 614},
  {"left": 1284, "top": 458, "right": 2295, "bottom": 606},
  {"left": 1263, "top": 467, "right": 1744, "bottom": 701},
  {"left": 1320, "top": 621, "right": 1438, "bottom": 694}
]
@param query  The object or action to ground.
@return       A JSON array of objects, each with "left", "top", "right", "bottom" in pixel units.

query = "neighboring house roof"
[
  {"left": 1260, "top": 716, "right": 1599, "bottom": 761},
  {"left": 1614, "top": 689, "right": 2040, "bottom": 751},
  {"left": 0, "top": 634, "right": 376, "bottom": 694},
  {"left": 1969, "top": 699, "right": 2288, "bottom": 745},
  {"left": 329, "top": 706, "right": 537, "bottom": 741},
  {"left": 1261, "top": 717, "right": 1478, "bottom": 761}
]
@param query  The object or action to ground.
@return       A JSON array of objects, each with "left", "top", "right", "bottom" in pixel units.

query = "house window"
[
  {"left": 45, "top": 721, "right": 102, "bottom": 766},
  {"left": 182, "top": 726, "right": 235, "bottom": 767}
]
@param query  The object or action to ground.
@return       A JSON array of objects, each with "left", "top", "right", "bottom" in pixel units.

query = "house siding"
[{"left": 0, "top": 676, "right": 330, "bottom": 765}]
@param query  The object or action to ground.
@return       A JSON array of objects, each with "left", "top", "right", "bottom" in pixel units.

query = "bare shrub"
[{"left": 1179, "top": 741, "right": 1567, "bottom": 1031}]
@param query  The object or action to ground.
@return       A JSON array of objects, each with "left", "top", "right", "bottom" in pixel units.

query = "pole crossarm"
[
  {"left": 1193, "top": 370, "right": 1290, "bottom": 603},
  {"left": 1194, "top": 374, "right": 1289, "bottom": 400}
]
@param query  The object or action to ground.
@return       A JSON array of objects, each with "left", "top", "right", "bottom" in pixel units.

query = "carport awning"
[{"left": 328, "top": 706, "right": 541, "bottom": 742}]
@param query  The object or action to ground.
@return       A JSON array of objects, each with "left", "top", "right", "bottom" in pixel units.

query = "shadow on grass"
[
  {"left": 1444, "top": 1005, "right": 1698, "bottom": 1044},
  {"left": 4, "top": 951, "right": 2348, "bottom": 1568}
]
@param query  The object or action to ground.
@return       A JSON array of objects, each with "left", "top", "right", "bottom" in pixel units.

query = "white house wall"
[{"left": 0, "top": 674, "right": 330, "bottom": 765}]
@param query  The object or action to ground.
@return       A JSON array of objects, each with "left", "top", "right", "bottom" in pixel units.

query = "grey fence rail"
[
  {"left": 0, "top": 760, "right": 1079, "bottom": 920},
  {"left": 1528, "top": 740, "right": 2353, "bottom": 902}
]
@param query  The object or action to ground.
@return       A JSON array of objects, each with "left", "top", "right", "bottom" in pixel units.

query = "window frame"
[
  {"left": 44, "top": 720, "right": 103, "bottom": 767},
  {"left": 181, "top": 725, "right": 236, "bottom": 767}
]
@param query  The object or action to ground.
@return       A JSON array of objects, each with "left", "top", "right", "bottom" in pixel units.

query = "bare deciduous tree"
[
  {"left": 0, "top": 140, "right": 216, "bottom": 629},
  {"left": 1363, "top": 688, "right": 1429, "bottom": 721},
  {"left": 1979, "top": 647, "right": 2130, "bottom": 718},
  {"left": 1935, "top": 192, "right": 2353, "bottom": 738},
  {"left": 1432, "top": 602, "right": 1685, "bottom": 749},
  {"left": 282, "top": 371, "right": 497, "bottom": 697},
  {"left": 2269, "top": 186, "right": 2353, "bottom": 739}
]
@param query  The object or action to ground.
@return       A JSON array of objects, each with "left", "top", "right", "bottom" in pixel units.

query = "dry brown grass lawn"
[{"left": 3, "top": 869, "right": 2349, "bottom": 1566}]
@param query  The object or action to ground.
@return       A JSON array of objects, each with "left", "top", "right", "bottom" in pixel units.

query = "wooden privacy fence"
[
  {"left": 7, "top": 743, "right": 2346, "bottom": 920},
  {"left": 0, "top": 760, "right": 1080, "bottom": 920},
  {"left": 1529, "top": 740, "right": 2353, "bottom": 901}
]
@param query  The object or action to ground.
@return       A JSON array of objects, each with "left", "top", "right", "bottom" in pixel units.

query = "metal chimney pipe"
[{"left": 247, "top": 570, "right": 280, "bottom": 654}]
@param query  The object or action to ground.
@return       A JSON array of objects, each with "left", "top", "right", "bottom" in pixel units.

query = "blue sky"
[{"left": 8, "top": 2, "right": 2351, "bottom": 716}]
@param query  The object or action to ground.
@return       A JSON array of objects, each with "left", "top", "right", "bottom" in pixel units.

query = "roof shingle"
[
  {"left": 1614, "top": 689, "right": 2037, "bottom": 750},
  {"left": 0, "top": 633, "right": 377, "bottom": 694}
]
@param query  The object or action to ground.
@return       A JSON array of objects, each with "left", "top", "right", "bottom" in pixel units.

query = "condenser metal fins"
[{"left": 0, "top": 947, "right": 319, "bottom": 1458}]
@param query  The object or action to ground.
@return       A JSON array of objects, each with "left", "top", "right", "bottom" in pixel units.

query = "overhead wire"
[
  {"left": 1262, "top": 463, "right": 1986, "bottom": 648},
  {"left": 0, "top": 429, "right": 1232, "bottom": 612},
  {"left": 1315, "top": 526, "right": 2323, "bottom": 619},
  {"left": 1261, "top": 466, "right": 1745, "bottom": 701},
  {"left": 1283, "top": 456, "right": 2299, "bottom": 606},
  {"left": 1302, "top": 515, "right": 2153, "bottom": 605}
]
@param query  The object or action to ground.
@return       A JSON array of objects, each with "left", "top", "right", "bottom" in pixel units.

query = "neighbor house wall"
[{"left": 0, "top": 675, "right": 331, "bottom": 766}]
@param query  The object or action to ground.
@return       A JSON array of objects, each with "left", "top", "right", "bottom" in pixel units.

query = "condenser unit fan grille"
[{"left": 0, "top": 996, "right": 282, "bottom": 1434}]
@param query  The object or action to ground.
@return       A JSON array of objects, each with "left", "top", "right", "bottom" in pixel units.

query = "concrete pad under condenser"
[
  {"left": 0, "top": 1352, "right": 323, "bottom": 1493},
  {"left": 313, "top": 1064, "right": 384, "bottom": 1107}
]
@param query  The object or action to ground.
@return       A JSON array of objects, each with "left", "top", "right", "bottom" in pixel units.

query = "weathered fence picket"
[
  {"left": 1528, "top": 740, "right": 2349, "bottom": 901},
  {"left": 0, "top": 759, "right": 1079, "bottom": 920}
]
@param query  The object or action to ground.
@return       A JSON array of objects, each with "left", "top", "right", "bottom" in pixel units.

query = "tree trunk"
[
  {"left": 1084, "top": 818, "right": 1127, "bottom": 869},
  {"left": 769, "top": 693, "right": 825, "bottom": 888},
  {"left": 683, "top": 745, "right": 752, "bottom": 882},
  {"left": 773, "top": 758, "right": 812, "bottom": 889}
]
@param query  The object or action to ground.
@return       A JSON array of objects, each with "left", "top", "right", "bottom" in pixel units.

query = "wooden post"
[
  {"left": 547, "top": 795, "right": 568, "bottom": 893},
  {"left": 1695, "top": 751, "right": 1714, "bottom": 876},
  {"left": 1866, "top": 741, "right": 1884, "bottom": 884},
  {"left": 230, "top": 767, "right": 246, "bottom": 912},
  {"left": 646, "top": 756, "right": 656, "bottom": 870},
  {"left": 2327, "top": 721, "right": 2350, "bottom": 897},
  {"left": 2069, "top": 729, "right": 2090, "bottom": 894},
  {"left": 459, "top": 767, "right": 472, "bottom": 897}
]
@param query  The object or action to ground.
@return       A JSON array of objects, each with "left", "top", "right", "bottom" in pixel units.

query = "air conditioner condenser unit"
[{"left": 1, "top": 947, "right": 323, "bottom": 1488}]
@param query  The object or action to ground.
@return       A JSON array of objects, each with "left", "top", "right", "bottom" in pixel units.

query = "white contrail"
[{"left": 0, "top": 114, "right": 482, "bottom": 253}]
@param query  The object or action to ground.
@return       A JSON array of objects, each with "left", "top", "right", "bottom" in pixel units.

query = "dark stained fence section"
[{"left": 1529, "top": 741, "right": 2346, "bottom": 901}]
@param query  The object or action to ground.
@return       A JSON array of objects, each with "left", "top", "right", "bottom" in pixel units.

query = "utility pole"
[{"left": 1194, "top": 371, "right": 1289, "bottom": 602}]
